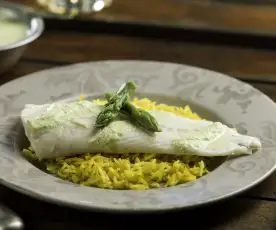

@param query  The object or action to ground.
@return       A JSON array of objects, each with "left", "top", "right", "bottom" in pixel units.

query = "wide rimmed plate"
[{"left": 0, "top": 60, "right": 275, "bottom": 212}]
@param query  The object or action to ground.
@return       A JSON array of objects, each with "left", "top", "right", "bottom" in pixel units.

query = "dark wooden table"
[
  {"left": 2, "top": 1, "right": 276, "bottom": 229},
  {"left": 11, "top": 0, "right": 276, "bottom": 37}
]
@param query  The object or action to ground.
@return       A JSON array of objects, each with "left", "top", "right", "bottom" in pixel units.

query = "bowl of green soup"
[{"left": 0, "top": 1, "right": 44, "bottom": 75}]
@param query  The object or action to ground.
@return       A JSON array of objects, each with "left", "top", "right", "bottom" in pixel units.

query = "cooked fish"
[{"left": 21, "top": 100, "right": 262, "bottom": 159}]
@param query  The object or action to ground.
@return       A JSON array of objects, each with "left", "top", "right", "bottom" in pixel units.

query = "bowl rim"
[
  {"left": 0, "top": 60, "right": 275, "bottom": 212},
  {"left": 0, "top": 1, "right": 44, "bottom": 51}
]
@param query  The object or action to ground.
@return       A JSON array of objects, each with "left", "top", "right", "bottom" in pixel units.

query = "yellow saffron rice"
[{"left": 23, "top": 97, "right": 209, "bottom": 190}]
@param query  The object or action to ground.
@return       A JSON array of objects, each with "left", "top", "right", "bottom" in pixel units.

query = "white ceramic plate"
[{"left": 0, "top": 60, "right": 275, "bottom": 212}]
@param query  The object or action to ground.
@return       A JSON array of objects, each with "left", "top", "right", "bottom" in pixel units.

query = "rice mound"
[{"left": 23, "top": 97, "right": 209, "bottom": 190}]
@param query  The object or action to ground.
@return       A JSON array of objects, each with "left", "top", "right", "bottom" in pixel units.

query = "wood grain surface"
[
  {"left": 19, "top": 31, "right": 276, "bottom": 82},
  {"left": 10, "top": 0, "right": 276, "bottom": 37},
  {"left": 0, "top": 183, "right": 276, "bottom": 230},
  {"left": 1, "top": 16, "right": 276, "bottom": 230}
]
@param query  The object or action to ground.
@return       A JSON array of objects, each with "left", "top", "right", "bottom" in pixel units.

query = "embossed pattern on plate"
[{"left": 0, "top": 60, "right": 275, "bottom": 212}]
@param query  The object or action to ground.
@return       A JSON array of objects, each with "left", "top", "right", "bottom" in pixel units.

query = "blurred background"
[{"left": 7, "top": 0, "right": 276, "bottom": 37}]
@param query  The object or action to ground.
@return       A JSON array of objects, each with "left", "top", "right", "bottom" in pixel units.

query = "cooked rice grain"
[{"left": 23, "top": 97, "right": 209, "bottom": 190}]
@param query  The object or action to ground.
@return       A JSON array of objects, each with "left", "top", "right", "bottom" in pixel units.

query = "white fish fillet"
[{"left": 21, "top": 100, "right": 262, "bottom": 159}]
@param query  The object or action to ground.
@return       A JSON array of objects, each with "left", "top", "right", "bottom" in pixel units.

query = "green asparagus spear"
[
  {"left": 125, "top": 102, "right": 162, "bottom": 133},
  {"left": 95, "top": 81, "right": 136, "bottom": 128},
  {"left": 105, "top": 92, "right": 162, "bottom": 133}
]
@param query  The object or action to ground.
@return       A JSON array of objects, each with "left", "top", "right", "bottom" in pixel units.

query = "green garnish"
[
  {"left": 95, "top": 81, "right": 162, "bottom": 133},
  {"left": 105, "top": 92, "right": 162, "bottom": 133},
  {"left": 95, "top": 81, "right": 136, "bottom": 128}
]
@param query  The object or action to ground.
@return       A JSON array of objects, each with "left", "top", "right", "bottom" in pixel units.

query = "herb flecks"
[{"left": 95, "top": 81, "right": 162, "bottom": 133}]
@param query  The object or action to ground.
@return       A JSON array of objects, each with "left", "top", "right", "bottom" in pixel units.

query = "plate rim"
[{"left": 0, "top": 59, "right": 275, "bottom": 212}]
